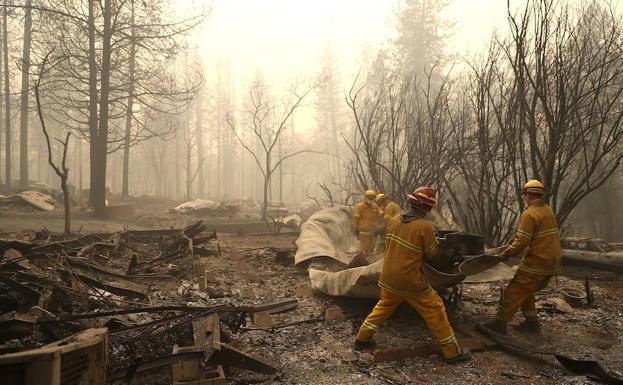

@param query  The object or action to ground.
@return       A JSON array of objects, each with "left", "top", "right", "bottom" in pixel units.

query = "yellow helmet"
[
  {"left": 364, "top": 189, "right": 377, "bottom": 199},
  {"left": 523, "top": 180, "right": 545, "bottom": 195},
  {"left": 375, "top": 193, "right": 386, "bottom": 203}
]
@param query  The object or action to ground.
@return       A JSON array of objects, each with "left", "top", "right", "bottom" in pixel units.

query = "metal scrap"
[{"left": 476, "top": 323, "right": 623, "bottom": 385}]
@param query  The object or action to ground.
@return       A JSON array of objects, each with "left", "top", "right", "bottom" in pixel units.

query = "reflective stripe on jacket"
[
  {"left": 379, "top": 215, "right": 438, "bottom": 296},
  {"left": 504, "top": 202, "right": 562, "bottom": 275}
]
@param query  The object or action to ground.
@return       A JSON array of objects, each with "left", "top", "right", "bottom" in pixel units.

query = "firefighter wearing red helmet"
[{"left": 354, "top": 186, "right": 471, "bottom": 364}]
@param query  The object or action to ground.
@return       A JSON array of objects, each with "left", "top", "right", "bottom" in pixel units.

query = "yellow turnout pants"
[
  {"left": 359, "top": 233, "right": 375, "bottom": 253},
  {"left": 356, "top": 288, "right": 461, "bottom": 359},
  {"left": 496, "top": 270, "right": 552, "bottom": 322}
]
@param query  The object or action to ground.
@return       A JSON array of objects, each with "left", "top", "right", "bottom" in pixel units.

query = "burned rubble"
[
  {"left": 0, "top": 210, "right": 621, "bottom": 385},
  {"left": 0, "top": 220, "right": 294, "bottom": 384}
]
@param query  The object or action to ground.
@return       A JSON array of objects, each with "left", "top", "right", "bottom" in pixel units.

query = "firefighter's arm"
[
  {"left": 352, "top": 204, "right": 361, "bottom": 232},
  {"left": 371, "top": 202, "right": 383, "bottom": 215},
  {"left": 501, "top": 212, "right": 535, "bottom": 259},
  {"left": 423, "top": 225, "right": 439, "bottom": 263}
]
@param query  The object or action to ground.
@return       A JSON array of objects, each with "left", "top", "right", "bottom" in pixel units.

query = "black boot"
[
  {"left": 445, "top": 348, "right": 472, "bottom": 364},
  {"left": 480, "top": 319, "right": 508, "bottom": 335},
  {"left": 514, "top": 319, "right": 541, "bottom": 334},
  {"left": 354, "top": 339, "right": 377, "bottom": 351}
]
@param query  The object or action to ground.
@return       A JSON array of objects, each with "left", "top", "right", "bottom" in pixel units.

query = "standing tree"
[
  {"left": 183, "top": 114, "right": 203, "bottom": 200},
  {"left": 315, "top": 43, "right": 343, "bottom": 187},
  {"left": 391, "top": 0, "right": 452, "bottom": 76},
  {"left": 443, "top": 46, "right": 519, "bottom": 245},
  {"left": 121, "top": 0, "right": 137, "bottom": 197},
  {"left": 227, "top": 77, "right": 317, "bottom": 219},
  {"left": 35, "top": 53, "right": 71, "bottom": 234},
  {"left": 2, "top": 0, "right": 9, "bottom": 187},
  {"left": 18, "top": 0, "right": 32, "bottom": 187},
  {"left": 502, "top": 0, "right": 623, "bottom": 226},
  {"left": 23, "top": 0, "right": 204, "bottom": 216},
  {"left": 345, "top": 69, "right": 455, "bottom": 205},
  {"left": 195, "top": 88, "right": 205, "bottom": 197}
]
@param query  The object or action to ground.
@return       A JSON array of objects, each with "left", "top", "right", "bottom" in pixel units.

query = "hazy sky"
[{"left": 183, "top": 0, "right": 511, "bottom": 86}]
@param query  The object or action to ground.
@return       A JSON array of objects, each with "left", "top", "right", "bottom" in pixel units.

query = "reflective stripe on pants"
[{"left": 356, "top": 288, "right": 461, "bottom": 359}]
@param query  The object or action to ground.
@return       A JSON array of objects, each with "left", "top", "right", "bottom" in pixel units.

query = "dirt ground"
[
  {"left": 2, "top": 208, "right": 623, "bottom": 385},
  {"left": 214, "top": 234, "right": 623, "bottom": 385}
]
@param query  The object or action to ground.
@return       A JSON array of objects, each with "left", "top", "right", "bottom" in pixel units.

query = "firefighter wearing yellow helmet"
[
  {"left": 482, "top": 180, "right": 562, "bottom": 335},
  {"left": 353, "top": 189, "right": 383, "bottom": 253}
]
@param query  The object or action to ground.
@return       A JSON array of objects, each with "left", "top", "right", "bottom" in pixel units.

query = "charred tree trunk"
[
  {"left": 174, "top": 128, "right": 181, "bottom": 198},
  {"left": 87, "top": 0, "right": 98, "bottom": 207},
  {"left": 121, "top": 0, "right": 136, "bottom": 198},
  {"left": 93, "top": 0, "right": 112, "bottom": 218},
  {"left": 35, "top": 54, "right": 71, "bottom": 235},
  {"left": 3, "top": 0, "right": 9, "bottom": 187},
  {"left": 195, "top": 99, "right": 204, "bottom": 197},
  {"left": 0, "top": 12, "right": 3, "bottom": 186},
  {"left": 262, "top": 173, "right": 269, "bottom": 221},
  {"left": 19, "top": 0, "right": 32, "bottom": 187}
]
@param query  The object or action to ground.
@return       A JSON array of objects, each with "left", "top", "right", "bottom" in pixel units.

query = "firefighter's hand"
[{"left": 487, "top": 245, "right": 506, "bottom": 256}]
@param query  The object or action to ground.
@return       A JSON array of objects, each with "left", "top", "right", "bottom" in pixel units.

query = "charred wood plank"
[
  {"left": 107, "top": 350, "right": 204, "bottom": 382},
  {"left": 58, "top": 269, "right": 147, "bottom": 299},
  {"left": 40, "top": 304, "right": 231, "bottom": 322},
  {"left": 209, "top": 342, "right": 277, "bottom": 374},
  {"left": 246, "top": 298, "right": 298, "bottom": 315}
]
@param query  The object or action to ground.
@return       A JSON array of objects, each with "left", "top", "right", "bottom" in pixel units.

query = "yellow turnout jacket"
[
  {"left": 353, "top": 200, "right": 382, "bottom": 234},
  {"left": 503, "top": 201, "right": 562, "bottom": 275},
  {"left": 378, "top": 212, "right": 438, "bottom": 297},
  {"left": 382, "top": 200, "right": 401, "bottom": 223}
]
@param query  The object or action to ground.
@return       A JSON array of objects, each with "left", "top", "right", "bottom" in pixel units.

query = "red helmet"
[{"left": 407, "top": 186, "right": 437, "bottom": 208}]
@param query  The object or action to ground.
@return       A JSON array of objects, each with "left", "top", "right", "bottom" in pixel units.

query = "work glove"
[{"left": 487, "top": 245, "right": 507, "bottom": 258}]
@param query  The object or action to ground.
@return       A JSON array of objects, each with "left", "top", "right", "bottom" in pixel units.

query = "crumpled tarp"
[
  {"left": 297, "top": 206, "right": 508, "bottom": 298},
  {"left": 309, "top": 260, "right": 383, "bottom": 298},
  {"left": 294, "top": 206, "right": 361, "bottom": 266},
  {"left": 171, "top": 199, "right": 240, "bottom": 217},
  {"left": 172, "top": 199, "right": 220, "bottom": 214}
]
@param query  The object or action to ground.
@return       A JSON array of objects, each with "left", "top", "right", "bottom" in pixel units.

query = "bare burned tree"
[
  {"left": 227, "top": 77, "right": 318, "bottom": 220},
  {"left": 502, "top": 0, "right": 623, "bottom": 226},
  {"left": 139, "top": 127, "right": 172, "bottom": 198},
  {"left": 21, "top": 0, "right": 205, "bottom": 217},
  {"left": 34, "top": 53, "right": 71, "bottom": 234},
  {"left": 345, "top": 68, "right": 455, "bottom": 206},
  {"left": 443, "top": 45, "right": 519, "bottom": 245},
  {"left": 183, "top": 115, "right": 204, "bottom": 200}
]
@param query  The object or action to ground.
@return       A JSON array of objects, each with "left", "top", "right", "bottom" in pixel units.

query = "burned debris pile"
[{"left": 0, "top": 220, "right": 290, "bottom": 384}]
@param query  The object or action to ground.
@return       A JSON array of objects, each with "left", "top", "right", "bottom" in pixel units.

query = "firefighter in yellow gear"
[
  {"left": 354, "top": 187, "right": 471, "bottom": 364},
  {"left": 353, "top": 189, "right": 383, "bottom": 253},
  {"left": 375, "top": 194, "right": 402, "bottom": 249},
  {"left": 483, "top": 180, "right": 562, "bottom": 335},
  {"left": 376, "top": 194, "right": 402, "bottom": 224}
]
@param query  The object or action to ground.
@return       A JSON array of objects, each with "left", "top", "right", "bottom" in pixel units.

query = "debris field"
[{"left": 0, "top": 219, "right": 622, "bottom": 385}]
